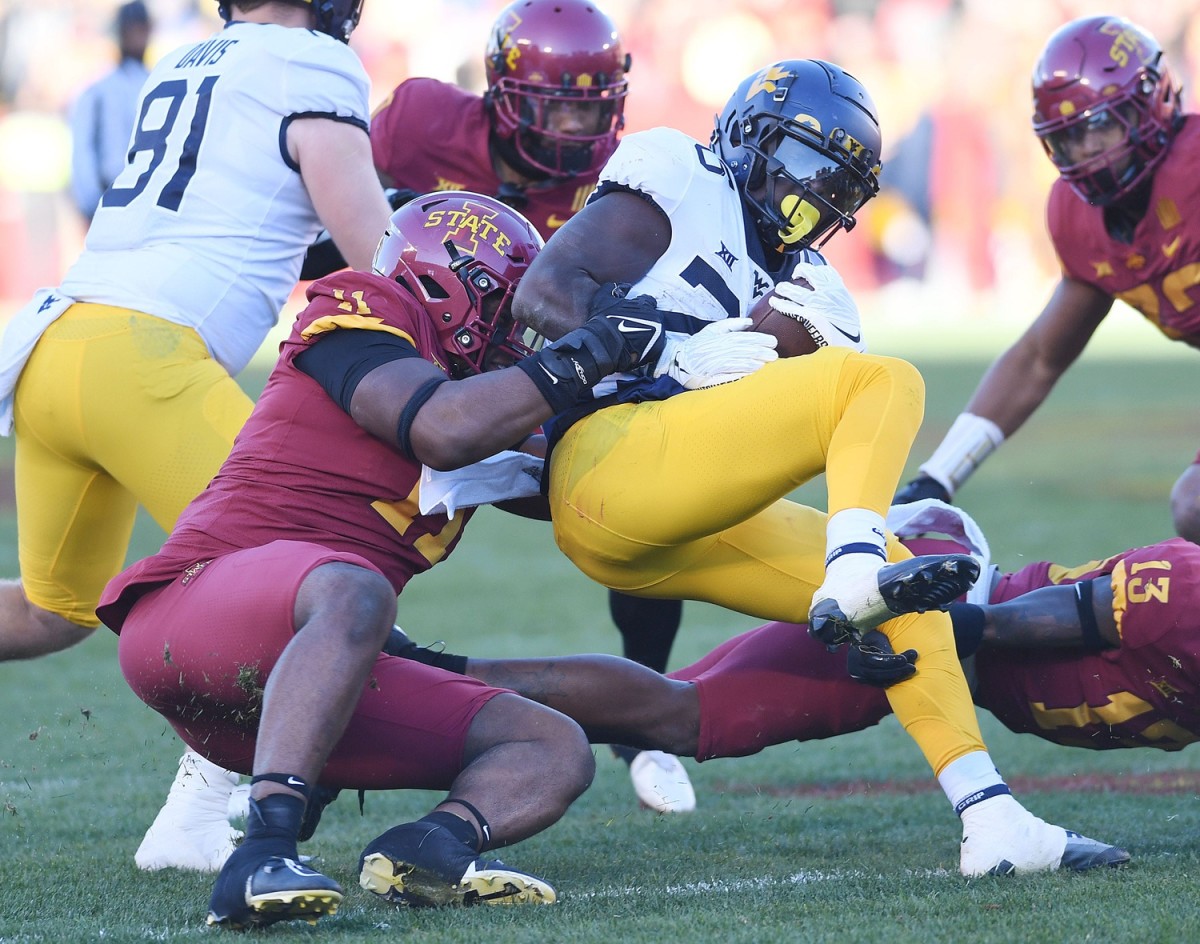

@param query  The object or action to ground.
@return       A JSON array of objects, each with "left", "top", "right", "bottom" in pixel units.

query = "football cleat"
[
  {"left": 298, "top": 785, "right": 342, "bottom": 843},
  {"left": 629, "top": 750, "right": 697, "bottom": 813},
  {"left": 359, "top": 821, "right": 556, "bottom": 908},
  {"left": 227, "top": 783, "right": 251, "bottom": 822},
  {"left": 135, "top": 751, "right": 244, "bottom": 872},
  {"left": 809, "top": 553, "right": 980, "bottom": 647},
  {"left": 207, "top": 848, "right": 343, "bottom": 929},
  {"left": 959, "top": 794, "right": 1130, "bottom": 877}
]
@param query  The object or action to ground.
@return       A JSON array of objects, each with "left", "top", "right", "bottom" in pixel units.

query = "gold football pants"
[
  {"left": 13, "top": 303, "right": 253, "bottom": 626},
  {"left": 550, "top": 349, "right": 986, "bottom": 774}
]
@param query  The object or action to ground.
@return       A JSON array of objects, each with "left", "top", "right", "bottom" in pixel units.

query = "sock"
[
  {"left": 241, "top": 793, "right": 305, "bottom": 859},
  {"left": 824, "top": 508, "right": 888, "bottom": 569},
  {"left": 422, "top": 810, "right": 481, "bottom": 851},
  {"left": 609, "top": 591, "right": 682, "bottom": 673},
  {"left": 937, "top": 751, "right": 1010, "bottom": 814}
]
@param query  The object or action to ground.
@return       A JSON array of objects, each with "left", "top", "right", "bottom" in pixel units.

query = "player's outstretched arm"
[
  {"left": 897, "top": 277, "right": 1112, "bottom": 502},
  {"left": 952, "top": 578, "right": 1118, "bottom": 653}
]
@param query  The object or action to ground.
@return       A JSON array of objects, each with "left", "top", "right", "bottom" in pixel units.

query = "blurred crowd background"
[{"left": 1, "top": 0, "right": 1196, "bottom": 329}]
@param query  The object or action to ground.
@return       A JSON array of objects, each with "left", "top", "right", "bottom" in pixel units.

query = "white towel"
[
  {"left": 0, "top": 288, "right": 76, "bottom": 435},
  {"left": 419, "top": 450, "right": 545, "bottom": 519},
  {"left": 886, "top": 499, "right": 994, "bottom": 605}
]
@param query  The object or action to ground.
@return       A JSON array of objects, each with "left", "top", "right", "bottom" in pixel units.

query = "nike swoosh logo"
[
  {"left": 538, "top": 364, "right": 560, "bottom": 385},
  {"left": 833, "top": 324, "right": 862, "bottom": 343},
  {"left": 287, "top": 776, "right": 305, "bottom": 787}
]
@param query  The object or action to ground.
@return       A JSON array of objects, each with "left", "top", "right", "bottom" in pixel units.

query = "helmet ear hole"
[
  {"left": 418, "top": 275, "right": 450, "bottom": 300},
  {"left": 746, "top": 158, "right": 767, "bottom": 192}
]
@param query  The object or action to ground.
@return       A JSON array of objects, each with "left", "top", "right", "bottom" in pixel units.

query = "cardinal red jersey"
[
  {"left": 1048, "top": 115, "right": 1200, "bottom": 346},
  {"left": 370, "top": 78, "right": 597, "bottom": 239},
  {"left": 976, "top": 538, "right": 1200, "bottom": 750},
  {"left": 98, "top": 271, "right": 469, "bottom": 630}
]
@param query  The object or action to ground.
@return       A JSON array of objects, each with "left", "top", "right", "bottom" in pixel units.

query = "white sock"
[
  {"left": 824, "top": 508, "right": 887, "bottom": 567},
  {"left": 938, "top": 750, "right": 1009, "bottom": 814}
]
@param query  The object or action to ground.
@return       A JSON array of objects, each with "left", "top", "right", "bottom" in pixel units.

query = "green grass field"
[{"left": 3, "top": 336, "right": 1200, "bottom": 941}]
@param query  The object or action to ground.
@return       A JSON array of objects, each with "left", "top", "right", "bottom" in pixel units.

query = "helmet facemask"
[
  {"left": 492, "top": 82, "right": 626, "bottom": 178},
  {"left": 741, "top": 120, "right": 878, "bottom": 254},
  {"left": 1037, "top": 94, "right": 1171, "bottom": 206}
]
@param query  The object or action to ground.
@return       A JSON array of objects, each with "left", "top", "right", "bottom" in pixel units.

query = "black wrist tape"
[{"left": 1074, "top": 579, "right": 1109, "bottom": 651}]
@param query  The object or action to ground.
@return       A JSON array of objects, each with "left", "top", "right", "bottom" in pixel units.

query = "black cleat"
[
  {"left": 359, "top": 821, "right": 555, "bottom": 908},
  {"left": 207, "top": 845, "right": 343, "bottom": 930}
]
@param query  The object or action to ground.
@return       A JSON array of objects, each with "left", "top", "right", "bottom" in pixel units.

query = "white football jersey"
[
  {"left": 589, "top": 127, "right": 823, "bottom": 399},
  {"left": 58, "top": 22, "right": 371, "bottom": 376}
]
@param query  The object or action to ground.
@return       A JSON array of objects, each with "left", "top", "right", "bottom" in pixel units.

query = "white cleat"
[
  {"left": 629, "top": 750, "right": 696, "bottom": 814},
  {"left": 227, "top": 783, "right": 251, "bottom": 822},
  {"left": 810, "top": 553, "right": 981, "bottom": 646},
  {"left": 135, "top": 751, "right": 244, "bottom": 872},
  {"left": 959, "top": 794, "right": 1130, "bottom": 876}
]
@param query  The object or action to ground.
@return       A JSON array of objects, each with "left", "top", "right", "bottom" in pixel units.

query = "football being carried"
[{"left": 749, "top": 261, "right": 866, "bottom": 358}]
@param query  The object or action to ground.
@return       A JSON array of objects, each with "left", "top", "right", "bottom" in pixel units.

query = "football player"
[
  {"left": 508, "top": 58, "right": 1127, "bottom": 876},
  {"left": 0, "top": 0, "right": 394, "bottom": 873},
  {"left": 97, "top": 191, "right": 774, "bottom": 928},
  {"left": 412, "top": 501, "right": 1188, "bottom": 829},
  {"left": 362, "top": 0, "right": 694, "bottom": 811},
  {"left": 896, "top": 16, "right": 1200, "bottom": 541}
]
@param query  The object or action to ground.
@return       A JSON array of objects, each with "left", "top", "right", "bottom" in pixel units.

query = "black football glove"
[
  {"left": 516, "top": 282, "right": 666, "bottom": 413},
  {"left": 893, "top": 473, "right": 951, "bottom": 505},
  {"left": 381, "top": 625, "right": 468, "bottom": 674},
  {"left": 300, "top": 188, "right": 421, "bottom": 281},
  {"left": 846, "top": 630, "right": 918, "bottom": 688}
]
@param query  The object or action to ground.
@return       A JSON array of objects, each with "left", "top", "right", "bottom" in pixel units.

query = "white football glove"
[
  {"left": 768, "top": 261, "right": 866, "bottom": 353},
  {"left": 654, "top": 318, "right": 778, "bottom": 389}
]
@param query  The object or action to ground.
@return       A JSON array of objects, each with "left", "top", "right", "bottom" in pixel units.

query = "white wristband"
[{"left": 918, "top": 412, "right": 1005, "bottom": 494}]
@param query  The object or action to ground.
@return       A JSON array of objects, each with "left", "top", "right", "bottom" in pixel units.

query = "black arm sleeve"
[
  {"left": 293, "top": 328, "right": 421, "bottom": 414},
  {"left": 300, "top": 234, "right": 348, "bottom": 281}
]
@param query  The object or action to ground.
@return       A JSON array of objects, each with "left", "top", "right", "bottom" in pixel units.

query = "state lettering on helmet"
[{"left": 373, "top": 192, "right": 545, "bottom": 377}]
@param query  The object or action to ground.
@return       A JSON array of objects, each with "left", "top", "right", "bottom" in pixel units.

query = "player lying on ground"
[{"left": 387, "top": 500, "right": 1199, "bottom": 865}]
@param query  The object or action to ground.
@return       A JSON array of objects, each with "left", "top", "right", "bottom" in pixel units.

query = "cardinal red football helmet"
[
  {"left": 485, "top": 0, "right": 630, "bottom": 179},
  {"left": 373, "top": 192, "right": 546, "bottom": 376},
  {"left": 1032, "top": 15, "right": 1182, "bottom": 206}
]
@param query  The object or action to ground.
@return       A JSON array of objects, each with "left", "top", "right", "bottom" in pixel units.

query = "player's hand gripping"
[
  {"left": 846, "top": 629, "right": 918, "bottom": 687},
  {"left": 655, "top": 318, "right": 778, "bottom": 389},
  {"left": 893, "top": 473, "right": 952, "bottom": 505},
  {"left": 768, "top": 262, "right": 866, "bottom": 353}
]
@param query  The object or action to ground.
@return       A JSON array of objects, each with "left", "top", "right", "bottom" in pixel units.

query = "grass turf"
[{"left": 3, "top": 348, "right": 1200, "bottom": 941}]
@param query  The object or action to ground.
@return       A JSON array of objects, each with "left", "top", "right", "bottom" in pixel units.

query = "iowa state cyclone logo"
[{"left": 425, "top": 199, "right": 513, "bottom": 256}]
